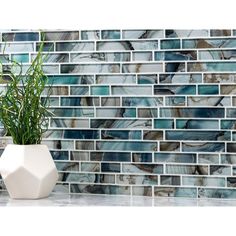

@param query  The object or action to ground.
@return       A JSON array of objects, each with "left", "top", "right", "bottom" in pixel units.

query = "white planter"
[{"left": 0, "top": 144, "right": 58, "bottom": 199}]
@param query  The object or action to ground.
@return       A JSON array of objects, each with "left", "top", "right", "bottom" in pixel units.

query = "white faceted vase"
[{"left": 0, "top": 144, "right": 58, "bottom": 199}]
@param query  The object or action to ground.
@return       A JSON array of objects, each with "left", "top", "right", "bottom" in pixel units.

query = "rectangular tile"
[
  {"left": 70, "top": 184, "right": 131, "bottom": 195},
  {"left": 112, "top": 86, "right": 153, "bottom": 95},
  {"left": 166, "top": 29, "right": 208, "bottom": 38},
  {"left": 176, "top": 119, "right": 219, "bottom": 129},
  {"left": 116, "top": 174, "right": 158, "bottom": 185},
  {"left": 71, "top": 52, "right": 130, "bottom": 62},
  {"left": 159, "top": 73, "right": 202, "bottom": 84},
  {"left": 61, "top": 63, "right": 120, "bottom": 74},
  {"left": 122, "top": 30, "right": 164, "bottom": 39},
  {"left": 122, "top": 63, "right": 163, "bottom": 73},
  {"left": 91, "top": 152, "right": 131, "bottom": 162},
  {"left": 96, "top": 141, "right": 157, "bottom": 151},
  {"left": 166, "top": 164, "right": 208, "bottom": 175},
  {"left": 122, "top": 163, "right": 163, "bottom": 174},
  {"left": 96, "top": 75, "right": 136, "bottom": 84},
  {"left": 154, "top": 153, "right": 196, "bottom": 163},
  {"left": 101, "top": 30, "right": 120, "bottom": 39},
  {"left": 183, "top": 38, "right": 236, "bottom": 49},
  {"left": 43, "top": 31, "right": 80, "bottom": 41},
  {"left": 96, "top": 108, "right": 136, "bottom": 118},
  {"left": 182, "top": 176, "right": 225, "bottom": 187},
  {"left": 188, "top": 62, "right": 236, "bottom": 72},
  {"left": 154, "top": 85, "right": 196, "bottom": 95},
  {"left": 160, "top": 108, "right": 225, "bottom": 118},
  {"left": 166, "top": 131, "right": 230, "bottom": 141},
  {"left": 154, "top": 186, "right": 197, "bottom": 198},
  {"left": 56, "top": 42, "right": 94, "bottom": 51},
  {"left": 2, "top": 32, "right": 39, "bottom": 41},
  {"left": 101, "top": 130, "right": 142, "bottom": 140},
  {"left": 97, "top": 40, "right": 159, "bottom": 51}
]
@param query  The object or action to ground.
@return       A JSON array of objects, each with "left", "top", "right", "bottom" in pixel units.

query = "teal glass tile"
[
  {"left": 122, "top": 97, "right": 163, "bottom": 106},
  {"left": 165, "top": 96, "right": 185, "bottom": 106},
  {"left": 96, "top": 108, "right": 136, "bottom": 118},
  {"left": 227, "top": 177, "right": 236, "bottom": 187},
  {"left": 182, "top": 176, "right": 225, "bottom": 187},
  {"left": 2, "top": 32, "right": 39, "bottom": 41},
  {"left": 137, "top": 74, "right": 158, "bottom": 84},
  {"left": 210, "top": 30, "right": 231, "bottom": 37},
  {"left": 101, "top": 30, "right": 120, "bottom": 39},
  {"left": 132, "top": 52, "right": 152, "bottom": 61},
  {"left": 70, "top": 184, "right": 131, "bottom": 195},
  {"left": 2, "top": 43, "right": 34, "bottom": 52},
  {"left": 101, "top": 130, "right": 142, "bottom": 140},
  {"left": 90, "top": 119, "right": 152, "bottom": 129},
  {"left": 176, "top": 119, "right": 219, "bottom": 129},
  {"left": 166, "top": 30, "right": 208, "bottom": 38},
  {"left": 122, "top": 63, "right": 162, "bottom": 73},
  {"left": 61, "top": 64, "right": 120, "bottom": 74},
  {"left": 210, "top": 165, "right": 231, "bottom": 175},
  {"left": 166, "top": 164, "right": 208, "bottom": 175},
  {"left": 198, "top": 188, "right": 236, "bottom": 199},
  {"left": 155, "top": 51, "right": 197, "bottom": 61},
  {"left": 81, "top": 30, "right": 100, "bottom": 40},
  {"left": 154, "top": 153, "right": 196, "bottom": 163},
  {"left": 160, "top": 175, "right": 180, "bottom": 185},
  {"left": 101, "top": 163, "right": 121, "bottom": 173},
  {"left": 11, "top": 54, "right": 29, "bottom": 63},
  {"left": 182, "top": 142, "right": 225, "bottom": 152},
  {"left": 154, "top": 119, "right": 174, "bottom": 129},
  {"left": 221, "top": 120, "right": 236, "bottom": 129},
  {"left": 122, "top": 163, "right": 163, "bottom": 174},
  {"left": 188, "top": 62, "right": 236, "bottom": 72},
  {"left": 159, "top": 142, "right": 180, "bottom": 151},
  {"left": 154, "top": 85, "right": 196, "bottom": 95},
  {"left": 56, "top": 42, "right": 94, "bottom": 51},
  {"left": 183, "top": 38, "right": 236, "bottom": 49},
  {"left": 91, "top": 152, "right": 131, "bottom": 162},
  {"left": 36, "top": 42, "right": 54, "bottom": 51},
  {"left": 47, "top": 75, "right": 94, "bottom": 85},
  {"left": 42, "top": 31, "right": 80, "bottom": 41},
  {"left": 61, "top": 97, "right": 99, "bottom": 106},
  {"left": 132, "top": 153, "right": 152, "bottom": 162},
  {"left": 71, "top": 52, "right": 130, "bottom": 62},
  {"left": 49, "top": 108, "right": 94, "bottom": 117},
  {"left": 91, "top": 86, "right": 110, "bottom": 95},
  {"left": 160, "top": 39, "right": 181, "bottom": 49},
  {"left": 160, "top": 108, "right": 224, "bottom": 118},
  {"left": 159, "top": 73, "right": 202, "bottom": 84},
  {"left": 97, "top": 40, "right": 159, "bottom": 51},
  {"left": 81, "top": 162, "right": 100, "bottom": 172},
  {"left": 96, "top": 141, "right": 157, "bottom": 151},
  {"left": 198, "top": 85, "right": 219, "bottom": 94},
  {"left": 122, "top": 30, "right": 164, "bottom": 39},
  {"left": 198, "top": 154, "right": 219, "bottom": 164},
  {"left": 154, "top": 186, "right": 197, "bottom": 198},
  {"left": 96, "top": 75, "right": 136, "bottom": 84},
  {"left": 70, "top": 86, "right": 89, "bottom": 95},
  {"left": 138, "top": 108, "right": 158, "bottom": 118},
  {"left": 117, "top": 175, "right": 158, "bottom": 186},
  {"left": 50, "top": 151, "right": 69, "bottom": 161}
]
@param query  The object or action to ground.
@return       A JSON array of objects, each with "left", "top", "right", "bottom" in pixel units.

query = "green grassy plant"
[{"left": 0, "top": 41, "right": 53, "bottom": 144}]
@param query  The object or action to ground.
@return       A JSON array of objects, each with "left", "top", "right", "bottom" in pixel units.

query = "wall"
[{"left": 1, "top": 29, "right": 236, "bottom": 198}]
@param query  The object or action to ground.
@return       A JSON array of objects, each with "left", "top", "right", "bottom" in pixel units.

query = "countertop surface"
[{"left": 1, "top": 193, "right": 236, "bottom": 206}]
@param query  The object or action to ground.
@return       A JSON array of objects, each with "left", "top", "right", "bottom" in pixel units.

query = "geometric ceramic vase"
[{"left": 0, "top": 144, "right": 58, "bottom": 199}]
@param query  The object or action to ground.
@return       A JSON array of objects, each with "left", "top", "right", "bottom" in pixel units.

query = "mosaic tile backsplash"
[{"left": 2, "top": 29, "right": 236, "bottom": 198}]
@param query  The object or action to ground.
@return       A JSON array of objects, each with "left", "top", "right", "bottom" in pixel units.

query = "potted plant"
[{"left": 0, "top": 41, "right": 58, "bottom": 199}]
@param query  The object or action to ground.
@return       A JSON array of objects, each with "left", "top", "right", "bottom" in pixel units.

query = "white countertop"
[{"left": 1, "top": 192, "right": 236, "bottom": 206}]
